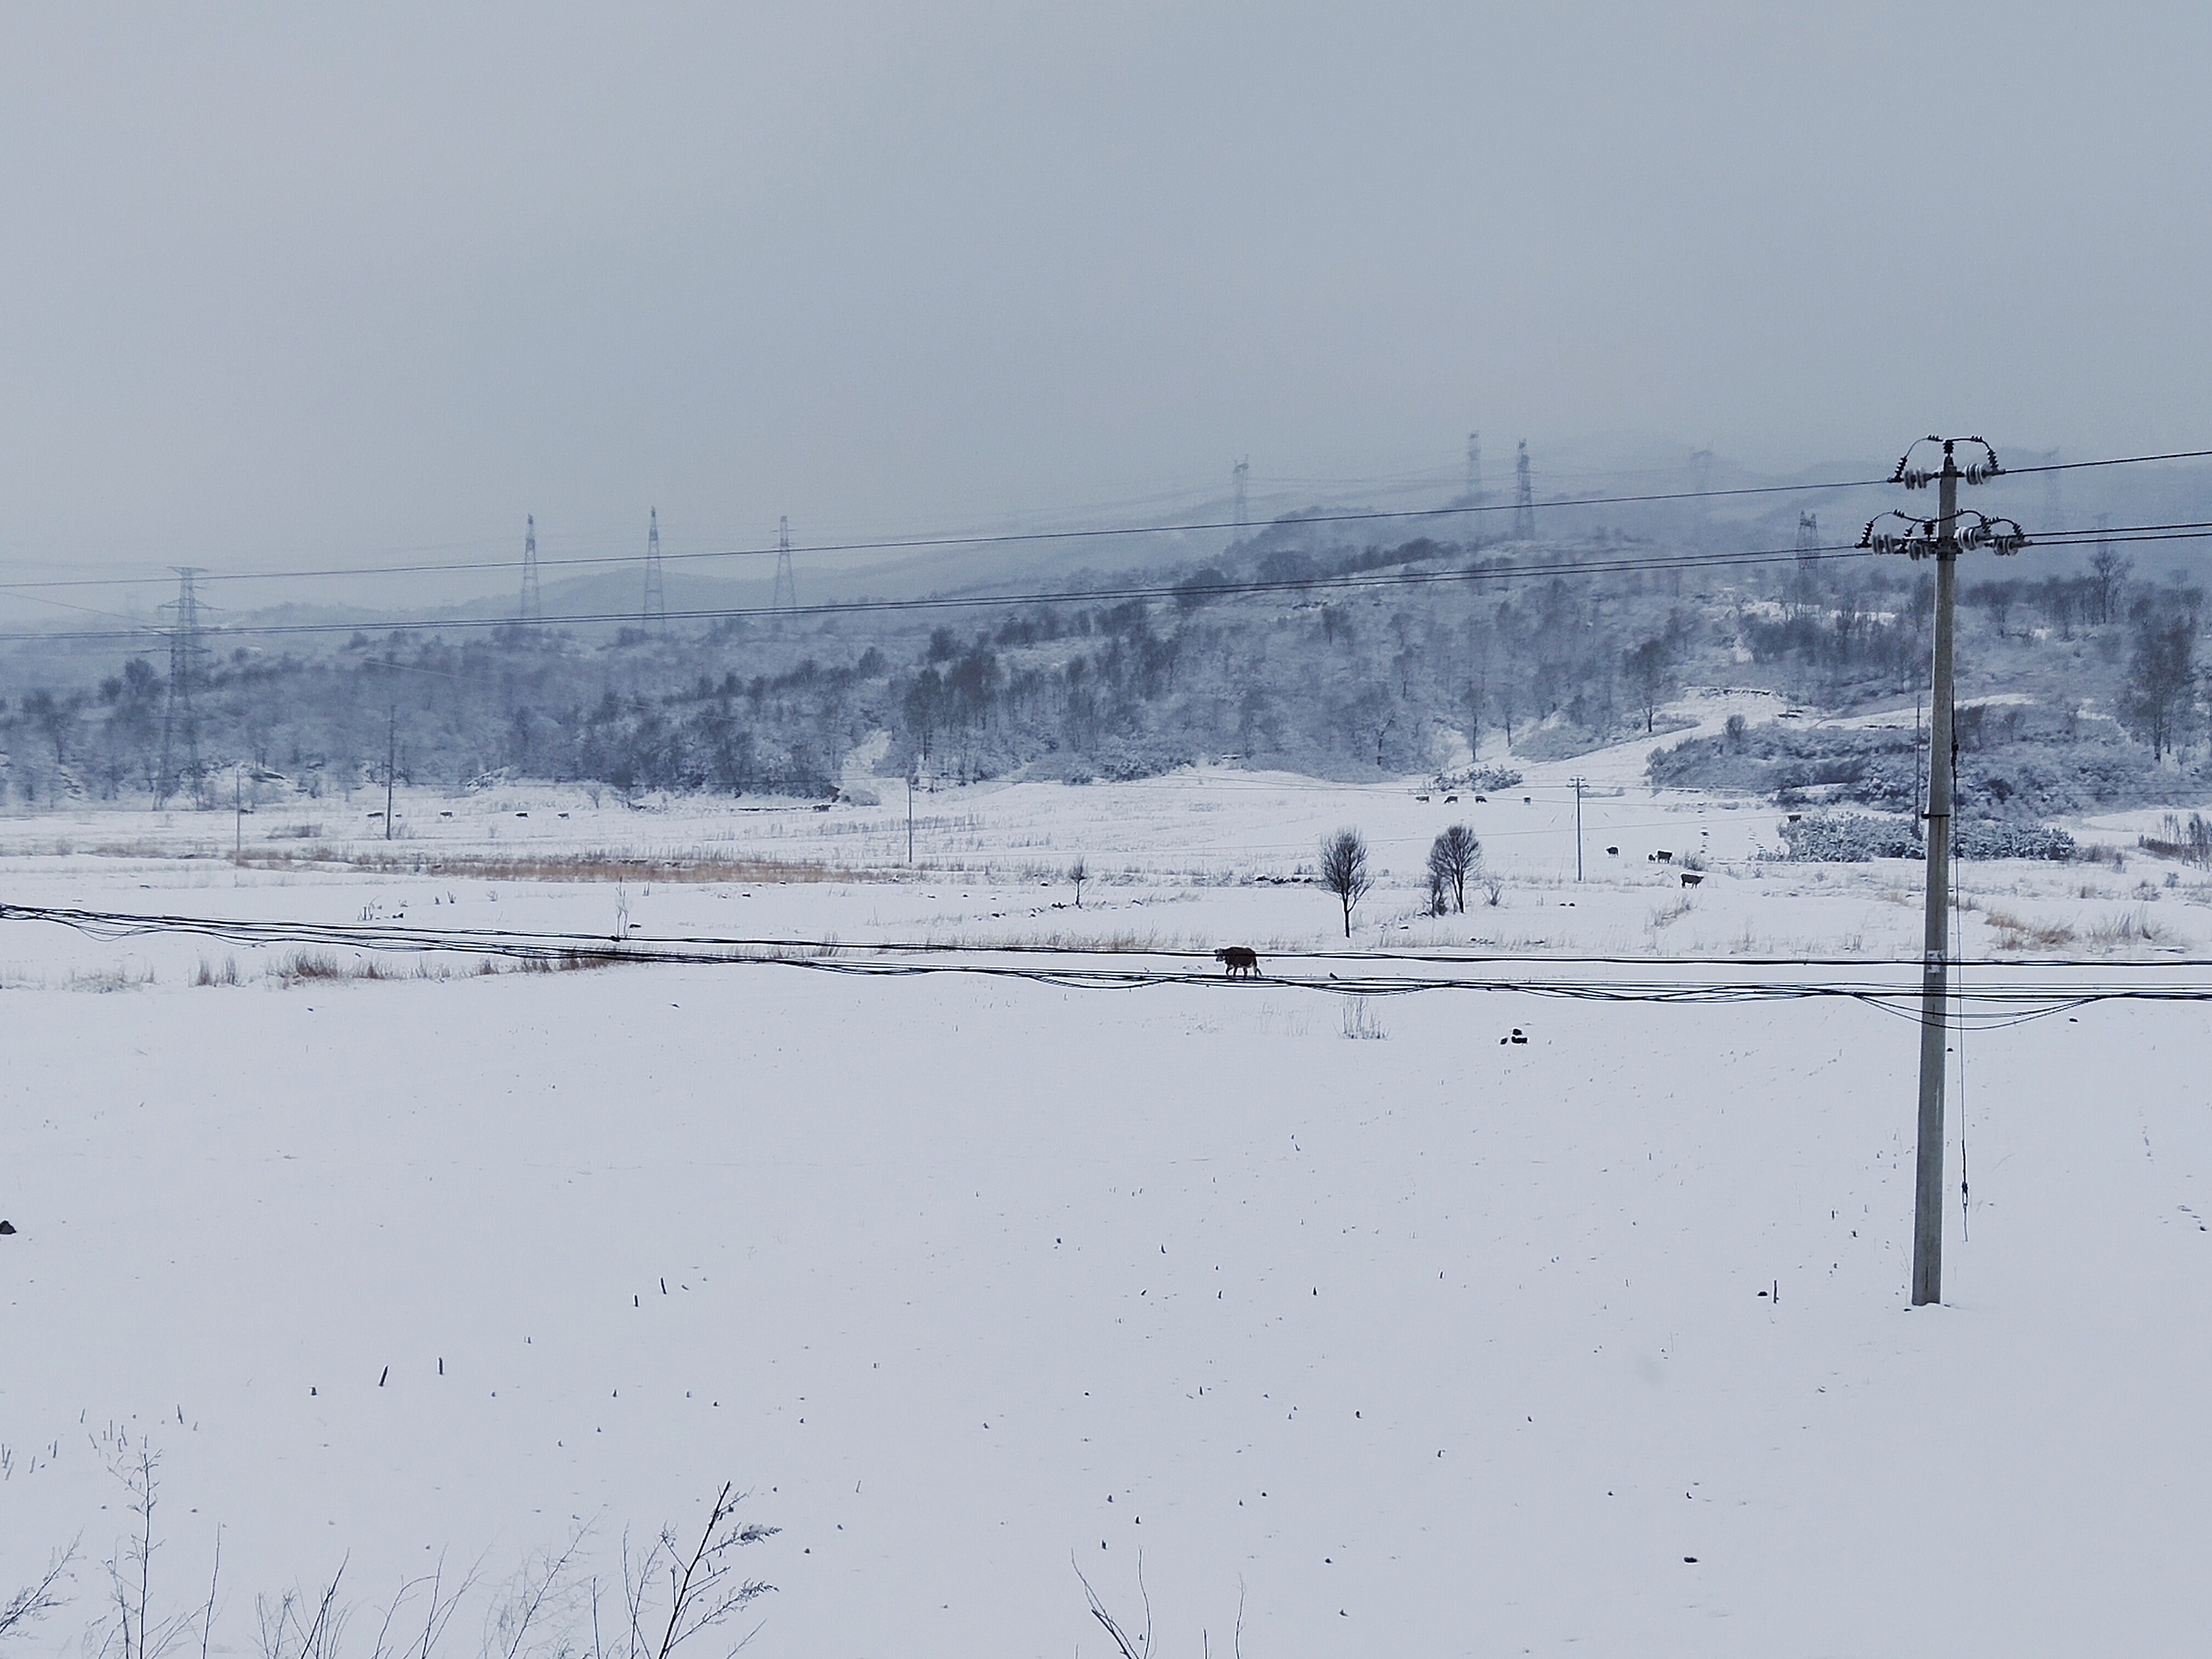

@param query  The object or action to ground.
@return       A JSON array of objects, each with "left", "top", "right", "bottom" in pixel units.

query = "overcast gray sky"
[{"left": 4, "top": 2, "right": 2207, "bottom": 585}]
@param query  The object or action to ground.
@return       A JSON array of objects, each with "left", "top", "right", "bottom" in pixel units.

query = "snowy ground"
[{"left": 5, "top": 736, "right": 2212, "bottom": 1656}]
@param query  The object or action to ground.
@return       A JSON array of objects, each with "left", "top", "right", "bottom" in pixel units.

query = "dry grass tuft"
[
  {"left": 2084, "top": 907, "right": 2171, "bottom": 951},
  {"left": 1982, "top": 908, "right": 2078, "bottom": 951},
  {"left": 1339, "top": 996, "right": 1388, "bottom": 1040}
]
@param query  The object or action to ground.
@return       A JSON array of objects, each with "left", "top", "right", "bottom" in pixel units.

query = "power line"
[
  {"left": 0, "top": 537, "right": 1873, "bottom": 644},
  {"left": 16, "top": 898, "right": 2212, "bottom": 975},
  {"left": 7, "top": 507, "right": 2212, "bottom": 652},
  {"left": 3, "top": 443, "right": 2208, "bottom": 601},
  {"left": 4, "top": 900, "right": 2205, "bottom": 1024}
]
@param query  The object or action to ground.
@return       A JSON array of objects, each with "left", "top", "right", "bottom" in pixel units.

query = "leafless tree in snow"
[
  {"left": 1317, "top": 827, "right": 1371, "bottom": 938},
  {"left": 1426, "top": 825, "right": 1480, "bottom": 913}
]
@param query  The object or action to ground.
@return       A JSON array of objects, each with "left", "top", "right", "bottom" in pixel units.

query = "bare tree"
[
  {"left": 1072, "top": 1556, "right": 1152, "bottom": 1659},
  {"left": 1622, "top": 636, "right": 1674, "bottom": 733},
  {"left": 1, "top": 1544, "right": 77, "bottom": 1646},
  {"left": 2119, "top": 608, "right": 2197, "bottom": 761},
  {"left": 1317, "top": 828, "right": 1372, "bottom": 939},
  {"left": 2090, "top": 543, "right": 2131, "bottom": 624},
  {"left": 1068, "top": 857, "right": 1086, "bottom": 909},
  {"left": 1426, "top": 825, "right": 1480, "bottom": 913},
  {"left": 103, "top": 1441, "right": 206, "bottom": 1659},
  {"left": 612, "top": 1483, "right": 775, "bottom": 1659}
]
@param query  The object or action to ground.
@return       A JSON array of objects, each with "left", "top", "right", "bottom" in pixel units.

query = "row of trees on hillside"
[{"left": 2, "top": 533, "right": 2205, "bottom": 809}]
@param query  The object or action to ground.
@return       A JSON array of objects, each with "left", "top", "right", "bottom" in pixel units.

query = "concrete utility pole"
[
  {"left": 1865, "top": 437, "right": 2025, "bottom": 1307},
  {"left": 1571, "top": 775, "right": 1587, "bottom": 882},
  {"left": 1914, "top": 454, "right": 1960, "bottom": 1309}
]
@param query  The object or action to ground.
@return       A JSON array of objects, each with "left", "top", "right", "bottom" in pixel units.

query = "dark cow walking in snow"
[{"left": 1214, "top": 946, "right": 1261, "bottom": 978}]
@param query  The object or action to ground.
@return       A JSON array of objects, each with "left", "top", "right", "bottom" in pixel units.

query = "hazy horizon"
[{"left": 5, "top": 4, "right": 2207, "bottom": 586}]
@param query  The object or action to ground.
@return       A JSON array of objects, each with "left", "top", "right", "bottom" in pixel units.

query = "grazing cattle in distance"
[
  {"left": 1214, "top": 946, "right": 1261, "bottom": 978},
  {"left": 1681, "top": 872, "right": 1703, "bottom": 888},
  {"left": 1652, "top": 849, "right": 1673, "bottom": 862}
]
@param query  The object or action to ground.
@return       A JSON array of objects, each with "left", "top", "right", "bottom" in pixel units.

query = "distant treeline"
[{"left": 0, "top": 531, "right": 2203, "bottom": 809}]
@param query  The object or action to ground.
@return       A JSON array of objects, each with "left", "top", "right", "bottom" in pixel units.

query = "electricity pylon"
[
  {"left": 642, "top": 507, "right": 667, "bottom": 634},
  {"left": 771, "top": 516, "right": 798, "bottom": 611},
  {"left": 520, "top": 515, "right": 541, "bottom": 622},
  {"left": 157, "top": 567, "right": 209, "bottom": 805}
]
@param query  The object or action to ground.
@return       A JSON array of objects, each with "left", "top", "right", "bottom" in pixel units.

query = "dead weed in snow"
[{"left": 1982, "top": 909, "right": 2078, "bottom": 951}]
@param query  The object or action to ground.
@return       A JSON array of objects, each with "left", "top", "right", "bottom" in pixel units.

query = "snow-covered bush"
[
  {"left": 1777, "top": 812, "right": 2075, "bottom": 862},
  {"left": 1954, "top": 819, "right": 2076, "bottom": 860},
  {"left": 1776, "top": 813, "right": 1920, "bottom": 861},
  {"left": 1432, "top": 763, "right": 1523, "bottom": 792}
]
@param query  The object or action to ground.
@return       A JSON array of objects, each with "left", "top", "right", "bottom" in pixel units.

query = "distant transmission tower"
[
  {"left": 2034, "top": 448, "right": 2067, "bottom": 535},
  {"left": 519, "top": 515, "right": 541, "bottom": 622},
  {"left": 1233, "top": 457, "right": 1250, "bottom": 529},
  {"left": 157, "top": 567, "right": 208, "bottom": 805},
  {"left": 642, "top": 507, "right": 667, "bottom": 633},
  {"left": 1465, "top": 431, "right": 1485, "bottom": 500},
  {"left": 771, "top": 516, "right": 798, "bottom": 610},
  {"left": 1690, "top": 447, "right": 1716, "bottom": 550},
  {"left": 1795, "top": 510, "right": 1820, "bottom": 558},
  {"left": 1511, "top": 440, "right": 1535, "bottom": 539}
]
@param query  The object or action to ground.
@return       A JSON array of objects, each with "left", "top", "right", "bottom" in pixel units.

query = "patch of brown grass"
[
  {"left": 229, "top": 849, "right": 888, "bottom": 884},
  {"left": 1982, "top": 907, "right": 2078, "bottom": 951}
]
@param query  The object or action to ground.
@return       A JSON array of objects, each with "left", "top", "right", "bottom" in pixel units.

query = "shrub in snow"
[
  {"left": 1777, "top": 812, "right": 2075, "bottom": 862},
  {"left": 1775, "top": 814, "right": 1920, "bottom": 861},
  {"left": 1954, "top": 819, "right": 2075, "bottom": 861},
  {"left": 1433, "top": 764, "right": 1523, "bottom": 792}
]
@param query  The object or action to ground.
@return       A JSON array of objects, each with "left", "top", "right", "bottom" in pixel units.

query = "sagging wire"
[
  {"left": 1953, "top": 840, "right": 1972, "bottom": 1244},
  {"left": 0, "top": 901, "right": 2196, "bottom": 1024},
  {"left": 19, "top": 899, "right": 2212, "bottom": 973}
]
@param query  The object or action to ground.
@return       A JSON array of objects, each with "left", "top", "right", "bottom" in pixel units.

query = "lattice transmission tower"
[
  {"left": 771, "top": 516, "right": 798, "bottom": 610},
  {"left": 642, "top": 507, "right": 667, "bottom": 633},
  {"left": 519, "top": 515, "right": 541, "bottom": 622},
  {"left": 1465, "top": 431, "right": 1485, "bottom": 501},
  {"left": 2033, "top": 448, "right": 2067, "bottom": 535},
  {"left": 1795, "top": 510, "right": 1821, "bottom": 557},
  {"left": 1690, "top": 447, "right": 1716, "bottom": 550},
  {"left": 1511, "top": 440, "right": 1535, "bottom": 539},
  {"left": 157, "top": 567, "right": 209, "bottom": 805},
  {"left": 1233, "top": 457, "right": 1250, "bottom": 529}
]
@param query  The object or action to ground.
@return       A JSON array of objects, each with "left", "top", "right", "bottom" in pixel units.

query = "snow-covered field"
[{"left": 6, "top": 741, "right": 2212, "bottom": 1656}]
